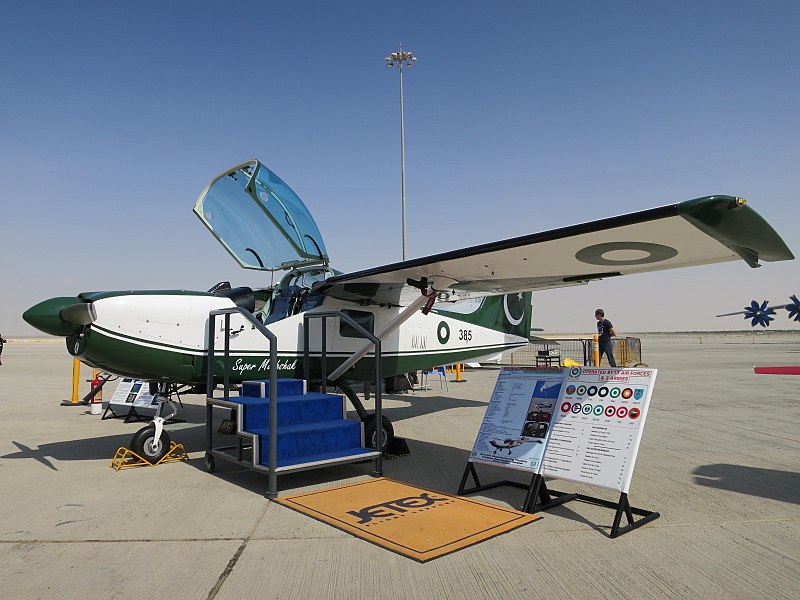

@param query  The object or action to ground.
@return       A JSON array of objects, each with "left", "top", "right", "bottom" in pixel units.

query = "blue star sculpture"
[
  {"left": 743, "top": 300, "right": 775, "bottom": 327},
  {"left": 786, "top": 295, "right": 800, "bottom": 322}
]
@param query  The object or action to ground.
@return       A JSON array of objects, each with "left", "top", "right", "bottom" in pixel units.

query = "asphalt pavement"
[{"left": 0, "top": 334, "right": 798, "bottom": 599}]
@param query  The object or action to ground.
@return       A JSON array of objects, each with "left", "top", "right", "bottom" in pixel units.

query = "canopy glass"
[{"left": 193, "top": 160, "right": 328, "bottom": 271}]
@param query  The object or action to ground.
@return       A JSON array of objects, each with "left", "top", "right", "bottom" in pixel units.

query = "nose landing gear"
[{"left": 129, "top": 382, "right": 179, "bottom": 464}]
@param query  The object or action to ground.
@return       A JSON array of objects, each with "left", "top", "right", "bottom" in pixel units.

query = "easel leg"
[
  {"left": 523, "top": 474, "right": 546, "bottom": 513},
  {"left": 458, "top": 461, "right": 546, "bottom": 501},
  {"left": 609, "top": 492, "right": 660, "bottom": 538},
  {"left": 457, "top": 462, "right": 480, "bottom": 494},
  {"left": 610, "top": 492, "right": 630, "bottom": 537},
  {"left": 124, "top": 406, "right": 139, "bottom": 424}
]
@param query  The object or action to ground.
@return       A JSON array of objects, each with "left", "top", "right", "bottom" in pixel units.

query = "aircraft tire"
[
  {"left": 204, "top": 453, "right": 216, "bottom": 473},
  {"left": 363, "top": 414, "right": 394, "bottom": 452},
  {"left": 130, "top": 425, "right": 171, "bottom": 464}
]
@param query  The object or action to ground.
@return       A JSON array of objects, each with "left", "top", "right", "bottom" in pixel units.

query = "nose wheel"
[
  {"left": 130, "top": 424, "right": 172, "bottom": 464},
  {"left": 130, "top": 382, "right": 178, "bottom": 464}
]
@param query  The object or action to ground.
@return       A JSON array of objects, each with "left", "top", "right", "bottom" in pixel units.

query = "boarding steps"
[{"left": 208, "top": 378, "right": 379, "bottom": 474}]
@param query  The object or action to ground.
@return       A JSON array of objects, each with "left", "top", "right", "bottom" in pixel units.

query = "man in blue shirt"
[{"left": 595, "top": 309, "right": 617, "bottom": 367}]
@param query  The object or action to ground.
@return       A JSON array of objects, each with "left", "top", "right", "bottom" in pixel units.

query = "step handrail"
[
  {"left": 207, "top": 307, "right": 279, "bottom": 497},
  {"left": 302, "top": 311, "right": 383, "bottom": 473}
]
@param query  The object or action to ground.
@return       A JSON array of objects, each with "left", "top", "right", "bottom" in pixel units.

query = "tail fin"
[{"left": 435, "top": 293, "right": 532, "bottom": 338}]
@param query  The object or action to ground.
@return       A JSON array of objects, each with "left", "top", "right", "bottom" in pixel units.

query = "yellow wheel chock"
[{"left": 110, "top": 442, "right": 188, "bottom": 471}]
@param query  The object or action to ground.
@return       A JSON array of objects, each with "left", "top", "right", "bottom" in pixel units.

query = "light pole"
[{"left": 385, "top": 45, "right": 417, "bottom": 261}]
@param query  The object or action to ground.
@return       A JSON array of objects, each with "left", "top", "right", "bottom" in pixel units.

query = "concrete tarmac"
[{"left": 1, "top": 334, "right": 798, "bottom": 599}]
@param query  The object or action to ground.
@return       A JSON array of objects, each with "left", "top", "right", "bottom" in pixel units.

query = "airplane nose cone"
[{"left": 22, "top": 297, "right": 96, "bottom": 336}]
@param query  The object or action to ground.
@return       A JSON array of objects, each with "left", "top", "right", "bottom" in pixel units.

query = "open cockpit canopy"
[{"left": 193, "top": 160, "right": 329, "bottom": 272}]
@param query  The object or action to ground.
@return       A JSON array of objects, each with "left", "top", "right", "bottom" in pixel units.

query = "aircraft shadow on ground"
[
  {"left": 693, "top": 463, "right": 800, "bottom": 505},
  {"left": 107, "top": 390, "right": 487, "bottom": 426},
  {"left": 4, "top": 419, "right": 622, "bottom": 531},
  {"left": 4, "top": 435, "right": 143, "bottom": 470},
  {"left": 0, "top": 391, "right": 481, "bottom": 470},
  {"left": 355, "top": 392, "right": 489, "bottom": 421},
  {"left": 197, "top": 437, "right": 610, "bottom": 532},
  {"left": 1, "top": 398, "right": 216, "bottom": 468}
]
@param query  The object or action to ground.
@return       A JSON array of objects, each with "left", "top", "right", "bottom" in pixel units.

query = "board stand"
[
  {"left": 101, "top": 404, "right": 186, "bottom": 423},
  {"left": 527, "top": 478, "right": 660, "bottom": 538},
  {"left": 102, "top": 384, "right": 186, "bottom": 423},
  {"left": 458, "top": 462, "right": 658, "bottom": 537},
  {"left": 101, "top": 404, "right": 148, "bottom": 422},
  {"left": 457, "top": 462, "right": 575, "bottom": 513}
]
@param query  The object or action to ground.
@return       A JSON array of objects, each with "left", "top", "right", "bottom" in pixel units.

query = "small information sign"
[
  {"left": 107, "top": 378, "right": 159, "bottom": 415},
  {"left": 469, "top": 368, "right": 564, "bottom": 472},
  {"left": 542, "top": 366, "right": 657, "bottom": 492}
]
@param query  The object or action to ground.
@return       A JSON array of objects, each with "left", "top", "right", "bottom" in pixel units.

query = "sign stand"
[
  {"left": 102, "top": 378, "right": 185, "bottom": 423},
  {"left": 102, "top": 403, "right": 149, "bottom": 422},
  {"left": 458, "top": 463, "right": 658, "bottom": 537},
  {"left": 457, "top": 367, "right": 565, "bottom": 510},
  {"left": 460, "top": 365, "right": 662, "bottom": 538},
  {"left": 458, "top": 463, "right": 576, "bottom": 513},
  {"left": 527, "top": 478, "right": 659, "bottom": 538},
  {"left": 457, "top": 461, "right": 534, "bottom": 501}
]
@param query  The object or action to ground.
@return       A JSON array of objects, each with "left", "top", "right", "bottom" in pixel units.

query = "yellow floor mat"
[{"left": 274, "top": 477, "right": 540, "bottom": 562}]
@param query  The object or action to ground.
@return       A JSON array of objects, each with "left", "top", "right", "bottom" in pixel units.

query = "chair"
[
  {"left": 535, "top": 349, "right": 561, "bottom": 367},
  {"left": 421, "top": 366, "right": 449, "bottom": 391},
  {"left": 265, "top": 286, "right": 300, "bottom": 324}
]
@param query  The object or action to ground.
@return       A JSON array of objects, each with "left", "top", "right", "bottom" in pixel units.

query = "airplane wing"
[{"left": 315, "top": 196, "right": 793, "bottom": 306}]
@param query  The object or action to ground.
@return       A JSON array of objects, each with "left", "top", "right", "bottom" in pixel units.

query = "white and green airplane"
[{"left": 23, "top": 160, "right": 794, "bottom": 456}]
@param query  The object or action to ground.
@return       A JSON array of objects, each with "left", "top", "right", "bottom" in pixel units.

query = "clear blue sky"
[{"left": 1, "top": 1, "right": 798, "bottom": 335}]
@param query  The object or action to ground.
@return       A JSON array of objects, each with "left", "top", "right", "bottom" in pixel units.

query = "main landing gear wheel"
[
  {"left": 363, "top": 414, "right": 394, "bottom": 452},
  {"left": 130, "top": 425, "right": 172, "bottom": 464}
]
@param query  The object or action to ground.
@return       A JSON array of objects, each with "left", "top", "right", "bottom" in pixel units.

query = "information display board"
[
  {"left": 469, "top": 368, "right": 565, "bottom": 472},
  {"left": 107, "top": 378, "right": 159, "bottom": 415},
  {"left": 542, "top": 366, "right": 657, "bottom": 493}
]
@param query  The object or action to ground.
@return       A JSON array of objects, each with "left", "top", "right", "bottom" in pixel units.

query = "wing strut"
[{"left": 328, "top": 288, "right": 436, "bottom": 381}]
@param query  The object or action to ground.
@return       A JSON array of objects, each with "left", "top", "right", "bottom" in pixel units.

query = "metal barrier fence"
[
  {"left": 615, "top": 337, "right": 643, "bottom": 367},
  {"left": 509, "top": 337, "right": 644, "bottom": 368},
  {"left": 510, "top": 338, "right": 590, "bottom": 367}
]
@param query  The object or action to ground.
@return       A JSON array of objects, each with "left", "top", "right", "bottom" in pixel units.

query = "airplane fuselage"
[
  {"left": 23, "top": 160, "right": 793, "bottom": 392},
  {"left": 68, "top": 291, "right": 528, "bottom": 384}
]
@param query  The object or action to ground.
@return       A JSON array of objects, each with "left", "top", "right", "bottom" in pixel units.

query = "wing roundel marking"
[{"left": 575, "top": 242, "right": 679, "bottom": 266}]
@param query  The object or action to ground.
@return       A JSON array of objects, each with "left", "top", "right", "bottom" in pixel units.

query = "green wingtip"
[{"left": 677, "top": 196, "right": 794, "bottom": 264}]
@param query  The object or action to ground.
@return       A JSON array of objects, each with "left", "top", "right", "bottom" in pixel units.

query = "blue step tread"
[
  {"left": 237, "top": 393, "right": 345, "bottom": 429},
  {"left": 249, "top": 419, "right": 360, "bottom": 436},
  {"left": 221, "top": 379, "right": 372, "bottom": 467},
  {"left": 268, "top": 446, "right": 378, "bottom": 470},
  {"left": 251, "top": 420, "right": 363, "bottom": 462},
  {"left": 232, "top": 392, "right": 340, "bottom": 406},
  {"left": 241, "top": 378, "right": 305, "bottom": 398}
]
